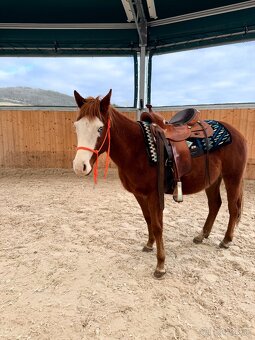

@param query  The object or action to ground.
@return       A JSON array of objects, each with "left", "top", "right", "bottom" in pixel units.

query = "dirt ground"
[{"left": 0, "top": 168, "right": 254, "bottom": 340}]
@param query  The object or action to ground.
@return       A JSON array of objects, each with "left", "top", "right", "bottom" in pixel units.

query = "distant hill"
[{"left": 0, "top": 87, "right": 75, "bottom": 106}]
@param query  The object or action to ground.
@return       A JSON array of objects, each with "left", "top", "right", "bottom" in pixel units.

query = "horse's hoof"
[
  {"left": 219, "top": 240, "right": 230, "bottom": 249},
  {"left": 193, "top": 235, "right": 204, "bottom": 244},
  {"left": 142, "top": 245, "right": 153, "bottom": 252},
  {"left": 154, "top": 269, "right": 166, "bottom": 279}
]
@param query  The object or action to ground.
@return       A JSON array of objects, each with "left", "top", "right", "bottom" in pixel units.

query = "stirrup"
[{"left": 173, "top": 181, "right": 183, "bottom": 203}]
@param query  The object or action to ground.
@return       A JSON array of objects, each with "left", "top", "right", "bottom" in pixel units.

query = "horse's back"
[{"left": 181, "top": 120, "right": 247, "bottom": 194}]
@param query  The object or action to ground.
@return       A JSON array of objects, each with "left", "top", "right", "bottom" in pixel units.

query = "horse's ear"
[
  {"left": 100, "top": 89, "right": 112, "bottom": 114},
  {"left": 74, "top": 90, "right": 86, "bottom": 108}
]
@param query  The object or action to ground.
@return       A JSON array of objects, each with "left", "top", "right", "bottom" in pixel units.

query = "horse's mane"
[
  {"left": 77, "top": 96, "right": 102, "bottom": 121},
  {"left": 76, "top": 96, "right": 129, "bottom": 129}
]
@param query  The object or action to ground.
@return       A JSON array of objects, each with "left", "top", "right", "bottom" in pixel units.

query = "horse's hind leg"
[
  {"left": 219, "top": 177, "right": 244, "bottom": 248},
  {"left": 134, "top": 194, "right": 155, "bottom": 252},
  {"left": 193, "top": 176, "right": 222, "bottom": 244}
]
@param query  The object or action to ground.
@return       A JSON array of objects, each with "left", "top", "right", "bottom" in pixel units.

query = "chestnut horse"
[{"left": 73, "top": 90, "right": 247, "bottom": 278}]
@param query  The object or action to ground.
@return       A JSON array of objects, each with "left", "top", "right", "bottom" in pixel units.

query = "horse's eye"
[{"left": 98, "top": 127, "right": 103, "bottom": 135}]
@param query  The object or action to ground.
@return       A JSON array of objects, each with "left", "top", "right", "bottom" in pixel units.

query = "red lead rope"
[{"left": 76, "top": 119, "right": 111, "bottom": 184}]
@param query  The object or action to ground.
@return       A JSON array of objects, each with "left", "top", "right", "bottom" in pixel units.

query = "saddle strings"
[{"left": 76, "top": 118, "right": 111, "bottom": 184}]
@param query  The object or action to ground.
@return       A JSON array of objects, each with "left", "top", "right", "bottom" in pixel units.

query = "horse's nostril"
[{"left": 83, "top": 164, "right": 86, "bottom": 172}]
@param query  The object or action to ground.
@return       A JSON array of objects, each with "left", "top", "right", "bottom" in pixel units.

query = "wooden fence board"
[{"left": 0, "top": 108, "right": 254, "bottom": 179}]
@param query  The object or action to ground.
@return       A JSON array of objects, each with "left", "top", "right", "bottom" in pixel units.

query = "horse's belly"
[{"left": 181, "top": 152, "right": 223, "bottom": 195}]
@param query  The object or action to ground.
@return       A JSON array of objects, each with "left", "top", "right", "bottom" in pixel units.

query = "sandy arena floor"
[{"left": 0, "top": 168, "right": 254, "bottom": 340}]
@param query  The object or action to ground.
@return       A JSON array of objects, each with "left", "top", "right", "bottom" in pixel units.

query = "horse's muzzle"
[{"left": 73, "top": 159, "right": 91, "bottom": 176}]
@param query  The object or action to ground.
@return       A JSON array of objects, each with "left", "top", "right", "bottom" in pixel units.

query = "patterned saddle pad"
[
  {"left": 187, "top": 120, "right": 232, "bottom": 157},
  {"left": 138, "top": 120, "right": 232, "bottom": 164}
]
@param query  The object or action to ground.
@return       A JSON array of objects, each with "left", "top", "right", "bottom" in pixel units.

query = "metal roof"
[{"left": 1, "top": 0, "right": 255, "bottom": 56}]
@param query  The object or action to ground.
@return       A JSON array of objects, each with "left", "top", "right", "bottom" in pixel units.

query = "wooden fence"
[{"left": 0, "top": 108, "right": 254, "bottom": 179}]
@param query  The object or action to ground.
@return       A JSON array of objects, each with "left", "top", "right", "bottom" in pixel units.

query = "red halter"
[{"left": 76, "top": 118, "right": 111, "bottom": 184}]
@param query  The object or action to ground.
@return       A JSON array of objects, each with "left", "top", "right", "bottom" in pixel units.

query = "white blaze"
[{"left": 73, "top": 116, "right": 104, "bottom": 175}]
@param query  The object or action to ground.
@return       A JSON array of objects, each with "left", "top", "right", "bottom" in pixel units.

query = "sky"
[{"left": 0, "top": 40, "right": 255, "bottom": 107}]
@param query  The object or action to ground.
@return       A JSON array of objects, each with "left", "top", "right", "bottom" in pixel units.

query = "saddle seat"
[
  {"left": 140, "top": 105, "right": 214, "bottom": 202},
  {"left": 141, "top": 105, "right": 213, "bottom": 142},
  {"left": 168, "top": 108, "right": 199, "bottom": 126}
]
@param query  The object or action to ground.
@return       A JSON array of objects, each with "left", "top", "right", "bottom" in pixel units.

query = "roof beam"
[
  {"left": 149, "top": 0, "right": 255, "bottom": 27},
  {"left": 0, "top": 23, "right": 136, "bottom": 30},
  {"left": 152, "top": 27, "right": 255, "bottom": 51},
  {"left": 128, "top": 0, "right": 147, "bottom": 46},
  {"left": 121, "top": 0, "right": 134, "bottom": 22},
  {"left": 146, "top": 0, "right": 157, "bottom": 19}
]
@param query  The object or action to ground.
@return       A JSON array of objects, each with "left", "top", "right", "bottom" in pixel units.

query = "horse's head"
[{"left": 73, "top": 89, "right": 112, "bottom": 177}]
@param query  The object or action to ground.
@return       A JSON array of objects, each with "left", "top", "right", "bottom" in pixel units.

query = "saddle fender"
[
  {"left": 171, "top": 140, "right": 192, "bottom": 178},
  {"left": 164, "top": 125, "right": 191, "bottom": 141}
]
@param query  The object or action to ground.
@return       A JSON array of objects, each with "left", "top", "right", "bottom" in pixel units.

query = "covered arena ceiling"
[{"left": 1, "top": 0, "right": 255, "bottom": 56}]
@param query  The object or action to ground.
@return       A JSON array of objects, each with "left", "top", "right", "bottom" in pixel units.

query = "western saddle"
[{"left": 140, "top": 105, "right": 214, "bottom": 204}]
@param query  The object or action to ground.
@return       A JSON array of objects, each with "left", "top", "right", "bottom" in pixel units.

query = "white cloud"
[
  {"left": 152, "top": 41, "right": 255, "bottom": 105},
  {"left": 1, "top": 40, "right": 255, "bottom": 106},
  {"left": 0, "top": 56, "right": 135, "bottom": 106},
  {"left": 0, "top": 70, "right": 10, "bottom": 80}
]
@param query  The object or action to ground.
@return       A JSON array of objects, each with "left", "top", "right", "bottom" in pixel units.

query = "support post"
[
  {"left": 147, "top": 51, "right": 152, "bottom": 105},
  {"left": 139, "top": 45, "right": 146, "bottom": 109},
  {"left": 136, "top": 46, "right": 147, "bottom": 120},
  {"left": 133, "top": 53, "right": 138, "bottom": 108},
  {"left": 128, "top": 0, "right": 148, "bottom": 119}
]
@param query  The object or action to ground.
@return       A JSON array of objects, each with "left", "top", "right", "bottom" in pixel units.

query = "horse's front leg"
[
  {"left": 134, "top": 194, "right": 155, "bottom": 252},
  {"left": 147, "top": 193, "right": 166, "bottom": 278}
]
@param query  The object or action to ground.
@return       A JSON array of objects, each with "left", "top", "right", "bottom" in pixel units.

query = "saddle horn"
[{"left": 146, "top": 104, "right": 153, "bottom": 113}]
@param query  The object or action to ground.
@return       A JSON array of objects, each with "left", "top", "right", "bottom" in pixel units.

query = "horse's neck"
[{"left": 109, "top": 110, "right": 143, "bottom": 168}]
